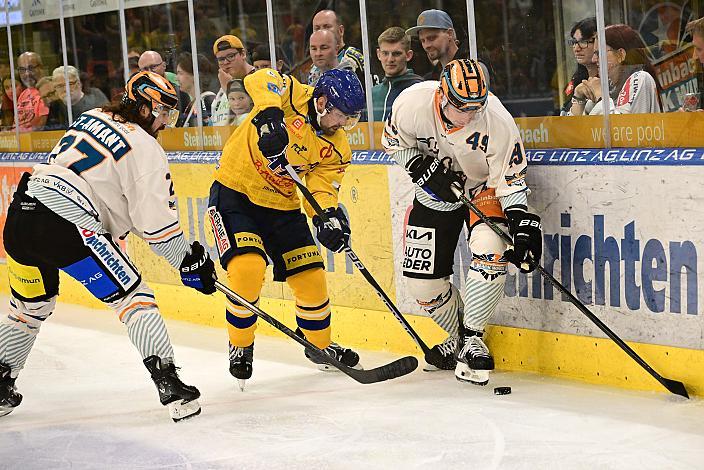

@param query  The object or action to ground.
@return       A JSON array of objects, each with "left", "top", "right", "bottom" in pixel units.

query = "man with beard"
[
  {"left": 207, "top": 68, "right": 365, "bottom": 390},
  {"left": 406, "top": 9, "right": 491, "bottom": 86},
  {"left": 0, "top": 72, "right": 215, "bottom": 421},
  {"left": 15, "top": 52, "right": 49, "bottom": 131}
]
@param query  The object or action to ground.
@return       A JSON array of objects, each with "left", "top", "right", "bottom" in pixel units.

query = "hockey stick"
[
  {"left": 284, "top": 164, "right": 433, "bottom": 358},
  {"left": 451, "top": 187, "right": 689, "bottom": 399},
  {"left": 214, "top": 281, "right": 418, "bottom": 384}
]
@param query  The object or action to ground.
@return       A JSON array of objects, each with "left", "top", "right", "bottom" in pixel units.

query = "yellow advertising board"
[
  {"left": 130, "top": 162, "right": 397, "bottom": 313},
  {"left": 11, "top": 113, "right": 704, "bottom": 153}
]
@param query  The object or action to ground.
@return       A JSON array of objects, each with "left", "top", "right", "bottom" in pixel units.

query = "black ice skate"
[
  {"left": 0, "top": 363, "right": 22, "bottom": 418},
  {"left": 229, "top": 342, "right": 254, "bottom": 391},
  {"left": 455, "top": 330, "right": 494, "bottom": 386},
  {"left": 423, "top": 335, "right": 458, "bottom": 371},
  {"left": 296, "top": 328, "right": 361, "bottom": 371},
  {"left": 143, "top": 355, "right": 201, "bottom": 422}
]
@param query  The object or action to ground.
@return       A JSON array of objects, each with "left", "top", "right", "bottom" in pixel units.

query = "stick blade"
[
  {"left": 344, "top": 356, "right": 418, "bottom": 384},
  {"left": 663, "top": 378, "right": 689, "bottom": 399}
]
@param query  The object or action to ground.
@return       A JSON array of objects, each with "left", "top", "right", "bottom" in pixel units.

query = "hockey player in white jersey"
[
  {"left": 383, "top": 59, "right": 542, "bottom": 384},
  {"left": 0, "top": 71, "right": 216, "bottom": 421}
]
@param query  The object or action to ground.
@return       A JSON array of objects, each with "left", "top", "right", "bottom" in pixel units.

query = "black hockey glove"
[
  {"left": 407, "top": 154, "right": 463, "bottom": 203},
  {"left": 251, "top": 107, "right": 289, "bottom": 161},
  {"left": 313, "top": 207, "right": 351, "bottom": 253},
  {"left": 179, "top": 241, "right": 217, "bottom": 294},
  {"left": 504, "top": 209, "right": 542, "bottom": 273}
]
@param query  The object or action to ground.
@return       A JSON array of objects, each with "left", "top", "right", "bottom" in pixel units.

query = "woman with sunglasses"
[
  {"left": 569, "top": 23, "right": 662, "bottom": 116},
  {"left": 561, "top": 17, "right": 598, "bottom": 115}
]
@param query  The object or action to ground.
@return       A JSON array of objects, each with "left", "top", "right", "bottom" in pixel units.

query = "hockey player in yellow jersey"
[{"left": 208, "top": 68, "right": 366, "bottom": 389}]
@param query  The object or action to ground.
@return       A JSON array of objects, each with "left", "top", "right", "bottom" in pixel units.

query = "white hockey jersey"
[
  {"left": 383, "top": 81, "right": 529, "bottom": 211},
  {"left": 27, "top": 109, "right": 190, "bottom": 268},
  {"left": 579, "top": 70, "right": 661, "bottom": 115}
]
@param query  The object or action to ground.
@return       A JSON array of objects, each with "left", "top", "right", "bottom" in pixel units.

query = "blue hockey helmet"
[{"left": 313, "top": 69, "right": 365, "bottom": 130}]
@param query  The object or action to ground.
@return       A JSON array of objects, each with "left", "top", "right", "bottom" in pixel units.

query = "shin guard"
[
  {"left": 225, "top": 253, "right": 266, "bottom": 347},
  {"left": 287, "top": 268, "right": 331, "bottom": 349}
]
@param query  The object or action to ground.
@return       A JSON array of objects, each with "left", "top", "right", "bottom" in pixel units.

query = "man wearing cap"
[
  {"left": 211, "top": 35, "right": 255, "bottom": 127},
  {"left": 406, "top": 9, "right": 491, "bottom": 84}
]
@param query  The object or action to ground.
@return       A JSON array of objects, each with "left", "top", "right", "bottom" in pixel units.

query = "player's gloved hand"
[
  {"left": 251, "top": 107, "right": 289, "bottom": 160},
  {"left": 313, "top": 207, "right": 350, "bottom": 253},
  {"left": 504, "top": 209, "right": 542, "bottom": 273},
  {"left": 179, "top": 241, "right": 217, "bottom": 294},
  {"left": 407, "top": 154, "right": 464, "bottom": 203}
]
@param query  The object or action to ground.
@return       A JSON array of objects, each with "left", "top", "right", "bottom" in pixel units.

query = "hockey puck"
[{"left": 493, "top": 386, "right": 511, "bottom": 395}]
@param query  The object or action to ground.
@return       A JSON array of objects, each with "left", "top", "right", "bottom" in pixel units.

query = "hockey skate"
[
  {"left": 0, "top": 363, "right": 22, "bottom": 417},
  {"left": 423, "top": 335, "right": 458, "bottom": 371},
  {"left": 295, "top": 328, "right": 361, "bottom": 371},
  {"left": 229, "top": 342, "right": 254, "bottom": 391},
  {"left": 143, "top": 356, "right": 201, "bottom": 422},
  {"left": 455, "top": 330, "right": 494, "bottom": 386}
]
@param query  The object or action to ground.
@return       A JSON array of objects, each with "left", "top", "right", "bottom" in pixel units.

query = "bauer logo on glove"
[{"left": 504, "top": 209, "right": 542, "bottom": 273}]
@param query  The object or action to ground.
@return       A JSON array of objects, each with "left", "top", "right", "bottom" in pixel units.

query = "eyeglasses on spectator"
[
  {"left": 217, "top": 52, "right": 240, "bottom": 64},
  {"left": 140, "top": 61, "right": 164, "bottom": 72},
  {"left": 567, "top": 38, "right": 595, "bottom": 49},
  {"left": 18, "top": 65, "right": 39, "bottom": 73}
]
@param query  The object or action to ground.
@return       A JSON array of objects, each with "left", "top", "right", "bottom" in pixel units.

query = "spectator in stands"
[
  {"left": 211, "top": 35, "right": 255, "bottom": 127},
  {"left": 569, "top": 24, "right": 662, "bottom": 115},
  {"left": 52, "top": 66, "right": 109, "bottom": 125},
  {"left": 371, "top": 27, "right": 423, "bottom": 121},
  {"left": 227, "top": 79, "right": 253, "bottom": 126},
  {"left": 1, "top": 76, "right": 20, "bottom": 129},
  {"left": 560, "top": 17, "right": 598, "bottom": 115},
  {"left": 684, "top": 17, "right": 704, "bottom": 110},
  {"left": 311, "top": 9, "right": 364, "bottom": 83},
  {"left": 128, "top": 48, "right": 143, "bottom": 76},
  {"left": 406, "top": 8, "right": 493, "bottom": 87},
  {"left": 138, "top": 50, "right": 177, "bottom": 88},
  {"left": 36, "top": 77, "right": 67, "bottom": 130},
  {"left": 308, "top": 30, "right": 340, "bottom": 85},
  {"left": 138, "top": 50, "right": 190, "bottom": 116},
  {"left": 251, "top": 44, "right": 290, "bottom": 73},
  {"left": 18, "top": 52, "right": 44, "bottom": 89},
  {"left": 406, "top": 10, "right": 465, "bottom": 81},
  {"left": 15, "top": 52, "right": 49, "bottom": 131},
  {"left": 176, "top": 52, "right": 216, "bottom": 127}
]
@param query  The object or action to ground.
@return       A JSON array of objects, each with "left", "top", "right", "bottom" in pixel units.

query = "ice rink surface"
[{"left": 1, "top": 299, "right": 703, "bottom": 470}]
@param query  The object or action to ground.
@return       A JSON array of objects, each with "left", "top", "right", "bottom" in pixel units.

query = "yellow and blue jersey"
[{"left": 214, "top": 68, "right": 351, "bottom": 216}]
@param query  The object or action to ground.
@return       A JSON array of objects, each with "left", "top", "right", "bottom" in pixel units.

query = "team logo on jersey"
[
  {"left": 78, "top": 229, "right": 138, "bottom": 291},
  {"left": 320, "top": 144, "right": 334, "bottom": 160},
  {"left": 267, "top": 82, "right": 283, "bottom": 96},
  {"left": 288, "top": 117, "right": 306, "bottom": 139},
  {"left": 417, "top": 136, "right": 439, "bottom": 156},
  {"left": 403, "top": 226, "right": 435, "bottom": 274},
  {"left": 207, "top": 207, "right": 231, "bottom": 256},
  {"left": 469, "top": 253, "right": 508, "bottom": 281},
  {"left": 505, "top": 167, "right": 527, "bottom": 187},
  {"left": 291, "top": 143, "right": 308, "bottom": 155}
]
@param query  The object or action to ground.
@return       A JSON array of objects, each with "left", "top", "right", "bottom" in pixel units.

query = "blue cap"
[{"left": 406, "top": 9, "right": 454, "bottom": 36}]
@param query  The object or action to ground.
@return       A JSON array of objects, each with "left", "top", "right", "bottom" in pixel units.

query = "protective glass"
[{"left": 152, "top": 103, "right": 180, "bottom": 128}]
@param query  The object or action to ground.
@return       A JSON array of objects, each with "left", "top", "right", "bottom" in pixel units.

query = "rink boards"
[{"left": 0, "top": 149, "right": 702, "bottom": 396}]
